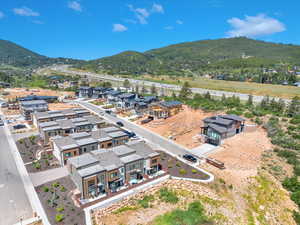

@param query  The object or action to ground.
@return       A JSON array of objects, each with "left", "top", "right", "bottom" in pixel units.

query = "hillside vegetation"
[
  {"left": 76, "top": 37, "right": 300, "bottom": 75},
  {"left": 0, "top": 40, "right": 82, "bottom": 67}
]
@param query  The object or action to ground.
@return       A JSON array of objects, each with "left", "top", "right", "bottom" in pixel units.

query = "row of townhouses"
[
  {"left": 51, "top": 127, "right": 130, "bottom": 165},
  {"left": 33, "top": 108, "right": 91, "bottom": 126},
  {"left": 67, "top": 140, "right": 162, "bottom": 199},
  {"left": 38, "top": 115, "right": 107, "bottom": 144}
]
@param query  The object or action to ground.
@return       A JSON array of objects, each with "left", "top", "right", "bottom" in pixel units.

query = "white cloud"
[
  {"left": 113, "top": 24, "right": 128, "bottom": 32},
  {"left": 128, "top": 5, "right": 150, "bottom": 24},
  {"left": 227, "top": 14, "right": 285, "bottom": 37},
  {"left": 164, "top": 26, "right": 174, "bottom": 30},
  {"left": 13, "top": 7, "right": 40, "bottom": 17},
  {"left": 152, "top": 3, "right": 164, "bottom": 14},
  {"left": 0, "top": 11, "right": 4, "bottom": 19},
  {"left": 176, "top": 20, "right": 183, "bottom": 25},
  {"left": 68, "top": 1, "right": 82, "bottom": 12},
  {"left": 128, "top": 3, "right": 164, "bottom": 25}
]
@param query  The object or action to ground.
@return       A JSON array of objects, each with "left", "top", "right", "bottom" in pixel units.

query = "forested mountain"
[
  {"left": 76, "top": 37, "right": 300, "bottom": 75},
  {"left": 0, "top": 40, "right": 82, "bottom": 67}
]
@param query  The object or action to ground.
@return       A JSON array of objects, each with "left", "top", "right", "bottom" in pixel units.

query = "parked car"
[
  {"left": 0, "top": 119, "right": 4, "bottom": 126},
  {"left": 13, "top": 124, "right": 26, "bottom": 130},
  {"left": 116, "top": 121, "right": 124, "bottom": 127},
  {"left": 183, "top": 154, "right": 197, "bottom": 163},
  {"left": 124, "top": 130, "right": 136, "bottom": 138}
]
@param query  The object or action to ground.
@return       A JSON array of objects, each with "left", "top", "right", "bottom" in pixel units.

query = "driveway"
[
  {"left": 0, "top": 127, "right": 33, "bottom": 225},
  {"left": 30, "top": 166, "right": 69, "bottom": 187}
]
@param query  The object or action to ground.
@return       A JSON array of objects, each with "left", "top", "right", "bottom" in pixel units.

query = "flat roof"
[
  {"left": 120, "top": 154, "right": 143, "bottom": 164},
  {"left": 78, "top": 164, "right": 105, "bottom": 177}
]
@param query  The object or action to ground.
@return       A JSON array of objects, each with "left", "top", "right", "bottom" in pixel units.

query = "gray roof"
[
  {"left": 20, "top": 100, "right": 47, "bottom": 106},
  {"left": 68, "top": 154, "right": 99, "bottom": 169},
  {"left": 78, "top": 164, "right": 105, "bottom": 178},
  {"left": 120, "top": 154, "right": 143, "bottom": 164},
  {"left": 92, "top": 150, "right": 124, "bottom": 171},
  {"left": 91, "top": 130, "right": 112, "bottom": 143},
  {"left": 220, "top": 114, "right": 245, "bottom": 122},
  {"left": 204, "top": 117, "right": 233, "bottom": 126},
  {"left": 53, "top": 136, "right": 78, "bottom": 151},
  {"left": 102, "top": 126, "right": 121, "bottom": 133},
  {"left": 108, "top": 131, "right": 128, "bottom": 138},
  {"left": 76, "top": 137, "right": 98, "bottom": 146},
  {"left": 160, "top": 100, "right": 182, "bottom": 108},
  {"left": 34, "top": 108, "right": 90, "bottom": 120},
  {"left": 112, "top": 145, "right": 136, "bottom": 157},
  {"left": 126, "top": 141, "right": 159, "bottom": 158},
  {"left": 69, "top": 132, "right": 91, "bottom": 139},
  {"left": 208, "top": 124, "right": 228, "bottom": 134}
]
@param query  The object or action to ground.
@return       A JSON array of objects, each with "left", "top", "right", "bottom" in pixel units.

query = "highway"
[
  {"left": 0, "top": 127, "right": 32, "bottom": 225},
  {"left": 52, "top": 66, "right": 291, "bottom": 103}
]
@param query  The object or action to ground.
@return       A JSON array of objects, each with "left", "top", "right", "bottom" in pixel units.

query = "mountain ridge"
[{"left": 77, "top": 37, "right": 300, "bottom": 75}]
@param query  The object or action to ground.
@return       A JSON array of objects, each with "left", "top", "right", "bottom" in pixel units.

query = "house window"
[
  {"left": 151, "top": 159, "right": 157, "bottom": 164},
  {"left": 83, "top": 147, "right": 87, "bottom": 153},
  {"left": 110, "top": 172, "right": 118, "bottom": 179},
  {"left": 64, "top": 152, "right": 72, "bottom": 157}
]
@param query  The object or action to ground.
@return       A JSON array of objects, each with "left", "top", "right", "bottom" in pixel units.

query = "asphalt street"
[
  {"left": 0, "top": 127, "right": 32, "bottom": 225},
  {"left": 79, "top": 101, "right": 192, "bottom": 156}
]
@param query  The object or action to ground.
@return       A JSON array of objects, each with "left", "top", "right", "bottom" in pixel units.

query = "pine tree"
[
  {"left": 221, "top": 94, "right": 226, "bottom": 102},
  {"left": 247, "top": 95, "right": 253, "bottom": 106},
  {"left": 288, "top": 96, "right": 300, "bottom": 117},
  {"left": 179, "top": 81, "right": 192, "bottom": 99},
  {"left": 123, "top": 79, "right": 131, "bottom": 89},
  {"left": 151, "top": 84, "right": 157, "bottom": 95},
  {"left": 204, "top": 91, "right": 211, "bottom": 100},
  {"left": 135, "top": 84, "right": 139, "bottom": 94}
]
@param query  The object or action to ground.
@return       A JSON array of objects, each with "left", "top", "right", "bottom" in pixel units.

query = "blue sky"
[{"left": 0, "top": 0, "right": 299, "bottom": 60}]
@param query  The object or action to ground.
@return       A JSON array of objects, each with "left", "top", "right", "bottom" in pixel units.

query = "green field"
[{"left": 136, "top": 75, "right": 300, "bottom": 99}]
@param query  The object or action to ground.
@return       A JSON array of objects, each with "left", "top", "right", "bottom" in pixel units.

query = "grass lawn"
[{"left": 136, "top": 75, "right": 300, "bottom": 99}]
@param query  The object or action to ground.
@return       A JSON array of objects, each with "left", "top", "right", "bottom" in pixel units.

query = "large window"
[{"left": 110, "top": 172, "right": 118, "bottom": 179}]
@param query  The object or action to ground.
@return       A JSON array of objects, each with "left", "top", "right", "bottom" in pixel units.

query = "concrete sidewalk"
[{"left": 30, "top": 166, "right": 69, "bottom": 187}]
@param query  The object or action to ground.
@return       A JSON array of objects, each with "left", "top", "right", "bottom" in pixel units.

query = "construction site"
[
  {"left": 1, "top": 88, "right": 75, "bottom": 101},
  {"left": 138, "top": 105, "right": 216, "bottom": 149}
]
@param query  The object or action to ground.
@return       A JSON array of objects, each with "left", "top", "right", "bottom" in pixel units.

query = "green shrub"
[
  {"left": 191, "top": 169, "right": 197, "bottom": 174},
  {"left": 56, "top": 206, "right": 64, "bottom": 213},
  {"left": 179, "top": 169, "right": 187, "bottom": 175},
  {"left": 176, "top": 162, "right": 181, "bottom": 167},
  {"left": 43, "top": 186, "right": 49, "bottom": 192},
  {"left": 55, "top": 214, "right": 64, "bottom": 222},
  {"left": 138, "top": 195, "right": 155, "bottom": 208},
  {"left": 244, "top": 112, "right": 254, "bottom": 118},
  {"left": 159, "top": 188, "right": 179, "bottom": 204},
  {"left": 52, "top": 182, "right": 60, "bottom": 188},
  {"left": 153, "top": 201, "right": 209, "bottom": 225},
  {"left": 293, "top": 211, "right": 300, "bottom": 225},
  {"left": 60, "top": 186, "right": 66, "bottom": 192},
  {"left": 33, "top": 161, "right": 41, "bottom": 169}
]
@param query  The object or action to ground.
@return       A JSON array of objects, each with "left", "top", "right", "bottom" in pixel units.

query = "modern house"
[
  {"left": 38, "top": 115, "right": 106, "bottom": 144},
  {"left": 78, "top": 86, "right": 93, "bottom": 98},
  {"left": 67, "top": 141, "right": 162, "bottom": 199},
  {"left": 19, "top": 100, "right": 49, "bottom": 120},
  {"left": 201, "top": 114, "right": 245, "bottom": 145},
  {"left": 105, "top": 90, "right": 123, "bottom": 104},
  {"left": 51, "top": 127, "right": 129, "bottom": 165},
  {"left": 33, "top": 108, "right": 91, "bottom": 127},
  {"left": 92, "top": 87, "right": 113, "bottom": 99},
  {"left": 148, "top": 100, "right": 182, "bottom": 119}
]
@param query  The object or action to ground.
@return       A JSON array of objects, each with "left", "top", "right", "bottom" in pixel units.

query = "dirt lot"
[
  {"left": 138, "top": 105, "right": 216, "bottom": 149},
  {"left": 1, "top": 88, "right": 75, "bottom": 101},
  {"left": 48, "top": 103, "right": 77, "bottom": 111},
  {"left": 201, "top": 127, "right": 272, "bottom": 187}
]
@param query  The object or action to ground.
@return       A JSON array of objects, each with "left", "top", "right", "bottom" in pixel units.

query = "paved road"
[
  {"left": 0, "top": 127, "right": 33, "bottom": 225},
  {"left": 51, "top": 66, "right": 291, "bottom": 103},
  {"left": 78, "top": 101, "right": 192, "bottom": 157}
]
